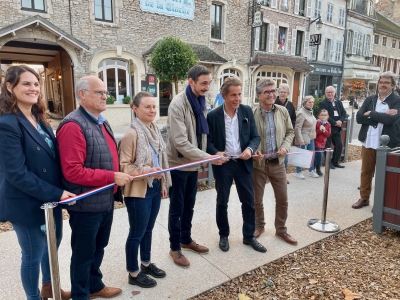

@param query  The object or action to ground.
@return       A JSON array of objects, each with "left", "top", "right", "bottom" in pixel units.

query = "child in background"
[{"left": 314, "top": 109, "right": 331, "bottom": 176}]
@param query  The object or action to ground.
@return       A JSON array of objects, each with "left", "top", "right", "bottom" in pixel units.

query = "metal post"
[
  {"left": 348, "top": 102, "right": 355, "bottom": 144},
  {"left": 41, "top": 203, "right": 62, "bottom": 300},
  {"left": 307, "top": 148, "right": 340, "bottom": 232},
  {"left": 343, "top": 114, "right": 350, "bottom": 161},
  {"left": 207, "top": 162, "right": 214, "bottom": 187}
]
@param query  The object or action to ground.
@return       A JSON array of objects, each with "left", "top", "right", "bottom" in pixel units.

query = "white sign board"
[{"left": 140, "top": 0, "right": 195, "bottom": 20}]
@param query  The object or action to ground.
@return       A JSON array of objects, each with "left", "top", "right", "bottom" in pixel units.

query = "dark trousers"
[
  {"left": 326, "top": 127, "right": 342, "bottom": 165},
  {"left": 125, "top": 180, "right": 161, "bottom": 273},
  {"left": 214, "top": 160, "right": 255, "bottom": 239},
  {"left": 69, "top": 209, "right": 113, "bottom": 300},
  {"left": 168, "top": 170, "right": 198, "bottom": 251},
  {"left": 314, "top": 147, "right": 325, "bottom": 168}
]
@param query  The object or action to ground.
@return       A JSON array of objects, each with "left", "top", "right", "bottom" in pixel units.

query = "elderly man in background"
[
  {"left": 318, "top": 86, "right": 346, "bottom": 169},
  {"left": 252, "top": 78, "right": 297, "bottom": 245},
  {"left": 57, "top": 76, "right": 132, "bottom": 299},
  {"left": 352, "top": 71, "right": 400, "bottom": 209}
]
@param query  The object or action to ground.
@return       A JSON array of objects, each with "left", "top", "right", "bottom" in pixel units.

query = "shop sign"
[
  {"left": 141, "top": 74, "right": 158, "bottom": 97},
  {"left": 252, "top": 11, "right": 263, "bottom": 27},
  {"left": 309, "top": 34, "right": 322, "bottom": 46},
  {"left": 310, "top": 64, "right": 342, "bottom": 75},
  {"left": 140, "top": 0, "right": 194, "bottom": 20}
]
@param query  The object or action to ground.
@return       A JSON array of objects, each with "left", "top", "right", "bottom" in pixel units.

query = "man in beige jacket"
[{"left": 167, "top": 65, "right": 225, "bottom": 268}]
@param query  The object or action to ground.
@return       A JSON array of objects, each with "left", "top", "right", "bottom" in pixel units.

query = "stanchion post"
[
  {"left": 307, "top": 148, "right": 340, "bottom": 232},
  {"left": 41, "top": 203, "right": 62, "bottom": 300}
]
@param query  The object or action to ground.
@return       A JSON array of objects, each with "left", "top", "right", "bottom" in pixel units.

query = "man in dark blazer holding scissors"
[{"left": 206, "top": 77, "right": 266, "bottom": 253}]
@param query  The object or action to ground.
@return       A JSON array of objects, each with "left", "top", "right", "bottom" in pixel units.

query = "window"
[
  {"left": 311, "top": 46, "right": 318, "bottom": 60},
  {"left": 352, "top": 32, "right": 363, "bottom": 55},
  {"left": 97, "top": 59, "right": 131, "bottom": 102},
  {"left": 349, "top": 0, "right": 355, "bottom": 9},
  {"left": 256, "top": 71, "right": 288, "bottom": 87},
  {"left": 322, "top": 39, "right": 334, "bottom": 62},
  {"left": 295, "top": 30, "right": 303, "bottom": 56},
  {"left": 326, "top": 3, "right": 333, "bottom": 23},
  {"left": 335, "top": 41, "right": 342, "bottom": 63},
  {"left": 367, "top": 0, "right": 373, "bottom": 16},
  {"left": 211, "top": 4, "right": 222, "bottom": 39},
  {"left": 346, "top": 30, "right": 353, "bottom": 53},
  {"left": 339, "top": 8, "right": 345, "bottom": 27},
  {"left": 364, "top": 35, "right": 371, "bottom": 56},
  {"left": 259, "top": 0, "right": 270, "bottom": 6},
  {"left": 95, "top": 0, "right": 113, "bottom": 22},
  {"left": 259, "top": 23, "right": 268, "bottom": 51},
  {"left": 21, "top": 0, "right": 45, "bottom": 11},
  {"left": 374, "top": 35, "right": 379, "bottom": 45},
  {"left": 280, "top": 0, "right": 288, "bottom": 12},
  {"left": 382, "top": 37, "right": 387, "bottom": 46},
  {"left": 314, "top": 0, "right": 321, "bottom": 18},
  {"left": 295, "top": 0, "right": 306, "bottom": 16},
  {"left": 220, "top": 69, "right": 240, "bottom": 87},
  {"left": 277, "top": 27, "right": 287, "bottom": 53},
  {"left": 392, "top": 39, "right": 396, "bottom": 48}
]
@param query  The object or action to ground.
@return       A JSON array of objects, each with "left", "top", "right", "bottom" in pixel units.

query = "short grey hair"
[
  {"left": 379, "top": 71, "right": 397, "bottom": 86},
  {"left": 256, "top": 78, "right": 276, "bottom": 95},
  {"left": 279, "top": 83, "right": 290, "bottom": 94},
  {"left": 302, "top": 95, "right": 315, "bottom": 106},
  {"left": 75, "top": 79, "right": 90, "bottom": 101}
]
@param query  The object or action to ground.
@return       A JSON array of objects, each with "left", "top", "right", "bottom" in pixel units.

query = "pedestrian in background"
[
  {"left": 0, "top": 65, "right": 74, "bottom": 300},
  {"left": 119, "top": 91, "right": 171, "bottom": 288},
  {"left": 314, "top": 109, "right": 331, "bottom": 176}
]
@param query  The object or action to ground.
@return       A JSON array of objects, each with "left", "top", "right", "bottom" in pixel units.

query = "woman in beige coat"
[
  {"left": 294, "top": 95, "right": 319, "bottom": 179},
  {"left": 119, "top": 91, "right": 171, "bottom": 288}
]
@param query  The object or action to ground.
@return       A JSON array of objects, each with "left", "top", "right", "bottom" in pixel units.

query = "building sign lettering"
[
  {"left": 309, "top": 34, "right": 322, "bottom": 46},
  {"left": 140, "top": 0, "right": 194, "bottom": 20},
  {"left": 310, "top": 64, "right": 343, "bottom": 75},
  {"left": 252, "top": 11, "right": 263, "bottom": 28}
]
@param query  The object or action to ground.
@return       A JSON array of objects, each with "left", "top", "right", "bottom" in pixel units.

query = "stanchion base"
[{"left": 307, "top": 219, "right": 340, "bottom": 233}]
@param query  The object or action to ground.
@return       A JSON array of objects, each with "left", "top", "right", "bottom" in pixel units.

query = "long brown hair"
[{"left": 0, "top": 65, "right": 49, "bottom": 125}]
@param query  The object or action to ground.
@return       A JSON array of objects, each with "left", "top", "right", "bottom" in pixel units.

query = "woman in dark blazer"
[{"left": 0, "top": 65, "right": 74, "bottom": 300}]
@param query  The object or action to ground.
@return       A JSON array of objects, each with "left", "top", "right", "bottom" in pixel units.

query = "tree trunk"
[{"left": 173, "top": 76, "right": 179, "bottom": 96}]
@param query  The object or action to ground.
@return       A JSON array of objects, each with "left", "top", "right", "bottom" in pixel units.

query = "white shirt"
[
  {"left": 223, "top": 107, "right": 242, "bottom": 156},
  {"left": 363, "top": 94, "right": 390, "bottom": 149}
]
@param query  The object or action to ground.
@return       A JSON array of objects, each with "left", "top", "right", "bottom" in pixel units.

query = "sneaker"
[
  {"left": 169, "top": 250, "right": 190, "bottom": 268},
  {"left": 308, "top": 170, "right": 319, "bottom": 178},
  {"left": 295, "top": 172, "right": 305, "bottom": 180},
  {"left": 128, "top": 272, "right": 157, "bottom": 288}
]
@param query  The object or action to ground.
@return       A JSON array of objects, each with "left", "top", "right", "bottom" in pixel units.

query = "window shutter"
[
  {"left": 329, "top": 40, "right": 334, "bottom": 62},
  {"left": 271, "top": 0, "right": 278, "bottom": 8},
  {"left": 352, "top": 31, "right": 358, "bottom": 55},
  {"left": 358, "top": 34, "right": 364, "bottom": 55},
  {"left": 291, "top": 29, "right": 297, "bottom": 55},
  {"left": 369, "top": 36, "right": 374, "bottom": 57},
  {"left": 303, "top": 31, "right": 310, "bottom": 57},
  {"left": 307, "top": 0, "right": 313, "bottom": 17},
  {"left": 294, "top": 0, "right": 299, "bottom": 14},
  {"left": 311, "top": 45, "right": 317, "bottom": 60},
  {"left": 268, "top": 24, "right": 275, "bottom": 53},
  {"left": 363, "top": 35, "right": 368, "bottom": 56},
  {"left": 336, "top": 41, "right": 342, "bottom": 62},
  {"left": 254, "top": 27, "right": 260, "bottom": 51},
  {"left": 346, "top": 30, "right": 351, "bottom": 53},
  {"left": 323, "top": 38, "right": 328, "bottom": 61}
]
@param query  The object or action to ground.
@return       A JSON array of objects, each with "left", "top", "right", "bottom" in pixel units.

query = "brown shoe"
[
  {"left": 181, "top": 241, "right": 209, "bottom": 254},
  {"left": 169, "top": 250, "right": 190, "bottom": 268},
  {"left": 90, "top": 286, "right": 122, "bottom": 299},
  {"left": 276, "top": 232, "right": 298, "bottom": 245},
  {"left": 40, "top": 282, "right": 71, "bottom": 300},
  {"left": 352, "top": 199, "right": 370, "bottom": 209},
  {"left": 254, "top": 226, "right": 265, "bottom": 238}
]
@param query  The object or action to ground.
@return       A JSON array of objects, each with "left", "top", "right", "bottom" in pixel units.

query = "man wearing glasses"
[
  {"left": 318, "top": 86, "right": 346, "bottom": 169},
  {"left": 57, "top": 76, "right": 133, "bottom": 299},
  {"left": 352, "top": 71, "right": 400, "bottom": 209},
  {"left": 252, "top": 78, "right": 297, "bottom": 245}
]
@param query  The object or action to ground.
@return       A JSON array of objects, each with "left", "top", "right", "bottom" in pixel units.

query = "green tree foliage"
[{"left": 149, "top": 37, "right": 198, "bottom": 95}]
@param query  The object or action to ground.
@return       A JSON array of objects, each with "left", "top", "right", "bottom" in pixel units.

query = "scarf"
[
  {"left": 303, "top": 106, "right": 313, "bottom": 115},
  {"left": 185, "top": 85, "right": 209, "bottom": 135},
  {"left": 130, "top": 118, "right": 172, "bottom": 188},
  {"left": 318, "top": 119, "right": 327, "bottom": 125}
]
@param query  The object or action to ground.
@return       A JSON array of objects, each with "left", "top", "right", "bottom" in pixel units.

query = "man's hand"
[
  {"left": 239, "top": 148, "right": 252, "bottom": 160},
  {"left": 149, "top": 167, "right": 163, "bottom": 180},
  {"left": 253, "top": 150, "right": 264, "bottom": 161},
  {"left": 364, "top": 111, "right": 371, "bottom": 116},
  {"left": 161, "top": 186, "right": 168, "bottom": 198},
  {"left": 385, "top": 109, "right": 398, "bottom": 115},
  {"left": 298, "top": 142, "right": 305, "bottom": 146},
  {"left": 211, "top": 152, "right": 228, "bottom": 165},
  {"left": 335, "top": 120, "right": 342, "bottom": 127},
  {"left": 60, "top": 190, "right": 76, "bottom": 205},
  {"left": 277, "top": 148, "right": 287, "bottom": 157},
  {"left": 114, "top": 172, "right": 133, "bottom": 186}
]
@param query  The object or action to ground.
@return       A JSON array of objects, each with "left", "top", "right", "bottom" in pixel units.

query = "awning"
[
  {"left": 0, "top": 15, "right": 89, "bottom": 51},
  {"left": 249, "top": 53, "right": 314, "bottom": 72},
  {"left": 143, "top": 42, "right": 227, "bottom": 64}
]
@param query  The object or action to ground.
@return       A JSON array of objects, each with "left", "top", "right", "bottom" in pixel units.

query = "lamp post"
[{"left": 310, "top": 15, "right": 323, "bottom": 30}]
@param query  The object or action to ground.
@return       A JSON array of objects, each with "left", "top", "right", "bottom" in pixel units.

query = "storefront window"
[
  {"left": 255, "top": 71, "right": 289, "bottom": 102},
  {"left": 97, "top": 59, "right": 130, "bottom": 103},
  {"left": 220, "top": 68, "right": 240, "bottom": 87}
]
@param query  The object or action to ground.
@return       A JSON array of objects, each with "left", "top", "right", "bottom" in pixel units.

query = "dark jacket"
[
  {"left": 275, "top": 97, "right": 296, "bottom": 128},
  {"left": 57, "top": 107, "right": 116, "bottom": 212},
  {"left": 206, "top": 104, "right": 260, "bottom": 176},
  {"left": 357, "top": 93, "right": 400, "bottom": 148},
  {"left": 318, "top": 98, "right": 346, "bottom": 131},
  {"left": 0, "top": 112, "right": 63, "bottom": 227}
]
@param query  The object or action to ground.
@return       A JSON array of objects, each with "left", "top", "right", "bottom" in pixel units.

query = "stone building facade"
[
  {"left": 371, "top": 12, "right": 400, "bottom": 88},
  {"left": 0, "top": 0, "right": 252, "bottom": 125},
  {"left": 342, "top": 0, "right": 380, "bottom": 101},
  {"left": 305, "top": 0, "right": 346, "bottom": 100}
]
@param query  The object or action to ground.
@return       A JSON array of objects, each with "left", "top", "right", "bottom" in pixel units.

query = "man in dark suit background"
[
  {"left": 206, "top": 77, "right": 266, "bottom": 253},
  {"left": 318, "top": 86, "right": 346, "bottom": 169}
]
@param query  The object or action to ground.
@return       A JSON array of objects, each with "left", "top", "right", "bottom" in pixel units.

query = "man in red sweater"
[{"left": 57, "top": 76, "right": 132, "bottom": 299}]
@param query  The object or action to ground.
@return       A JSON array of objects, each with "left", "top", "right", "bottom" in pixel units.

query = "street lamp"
[{"left": 310, "top": 15, "right": 323, "bottom": 30}]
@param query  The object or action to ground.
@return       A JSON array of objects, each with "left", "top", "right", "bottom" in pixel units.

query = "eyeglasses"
[
  {"left": 140, "top": 105, "right": 158, "bottom": 111},
  {"left": 379, "top": 81, "right": 392, "bottom": 85},
  {"left": 93, "top": 90, "right": 110, "bottom": 97},
  {"left": 262, "top": 89, "right": 277, "bottom": 95}
]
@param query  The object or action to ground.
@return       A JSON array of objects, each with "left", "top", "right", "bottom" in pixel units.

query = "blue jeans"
[
  {"left": 12, "top": 217, "right": 62, "bottom": 300},
  {"left": 125, "top": 180, "right": 161, "bottom": 273},
  {"left": 284, "top": 155, "right": 288, "bottom": 171},
  {"left": 314, "top": 147, "right": 325, "bottom": 168},
  {"left": 168, "top": 170, "right": 198, "bottom": 251},
  {"left": 69, "top": 209, "right": 113, "bottom": 300},
  {"left": 296, "top": 139, "right": 315, "bottom": 173}
]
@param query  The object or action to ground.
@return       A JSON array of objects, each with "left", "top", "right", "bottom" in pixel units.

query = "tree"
[{"left": 149, "top": 37, "right": 198, "bottom": 95}]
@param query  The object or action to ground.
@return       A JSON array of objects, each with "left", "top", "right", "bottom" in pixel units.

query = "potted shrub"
[
  {"left": 122, "top": 95, "right": 131, "bottom": 105},
  {"left": 106, "top": 95, "right": 116, "bottom": 104}
]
